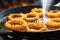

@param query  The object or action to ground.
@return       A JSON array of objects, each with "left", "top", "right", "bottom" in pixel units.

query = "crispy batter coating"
[
  {"left": 26, "top": 22, "right": 46, "bottom": 32},
  {"left": 8, "top": 13, "right": 26, "bottom": 20},
  {"left": 24, "top": 12, "right": 39, "bottom": 22},
  {"left": 4, "top": 19, "right": 27, "bottom": 30}
]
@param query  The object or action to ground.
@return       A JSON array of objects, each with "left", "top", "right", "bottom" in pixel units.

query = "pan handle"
[{"left": 54, "top": 2, "right": 60, "bottom": 7}]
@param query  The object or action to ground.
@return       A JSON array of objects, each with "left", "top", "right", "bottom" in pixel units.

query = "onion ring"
[
  {"left": 31, "top": 8, "right": 43, "bottom": 17},
  {"left": 8, "top": 13, "right": 26, "bottom": 20},
  {"left": 4, "top": 19, "right": 27, "bottom": 30},
  {"left": 45, "top": 21, "right": 60, "bottom": 29},
  {"left": 24, "top": 13, "right": 39, "bottom": 22},
  {"left": 25, "top": 22, "right": 46, "bottom": 32},
  {"left": 46, "top": 10, "right": 60, "bottom": 18},
  {"left": 51, "top": 18, "right": 60, "bottom": 22}
]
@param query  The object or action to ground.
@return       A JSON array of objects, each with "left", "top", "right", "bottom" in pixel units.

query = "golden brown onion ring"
[
  {"left": 24, "top": 13, "right": 39, "bottom": 22},
  {"left": 45, "top": 21, "right": 60, "bottom": 29},
  {"left": 8, "top": 13, "right": 26, "bottom": 20},
  {"left": 4, "top": 19, "right": 27, "bottom": 30},
  {"left": 50, "top": 18, "right": 60, "bottom": 22},
  {"left": 31, "top": 8, "right": 43, "bottom": 17},
  {"left": 25, "top": 22, "right": 46, "bottom": 32},
  {"left": 46, "top": 10, "right": 60, "bottom": 18},
  {"left": 46, "top": 12, "right": 59, "bottom": 18}
]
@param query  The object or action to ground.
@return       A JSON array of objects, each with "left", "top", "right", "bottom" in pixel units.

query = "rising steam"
[{"left": 42, "top": 0, "right": 53, "bottom": 22}]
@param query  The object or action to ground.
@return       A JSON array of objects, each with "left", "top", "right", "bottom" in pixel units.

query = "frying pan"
[{"left": 0, "top": 6, "right": 60, "bottom": 38}]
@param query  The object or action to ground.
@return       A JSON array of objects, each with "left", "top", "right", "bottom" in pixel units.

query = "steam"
[{"left": 42, "top": 0, "right": 53, "bottom": 22}]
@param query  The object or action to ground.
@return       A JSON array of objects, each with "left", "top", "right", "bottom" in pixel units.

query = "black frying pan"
[{"left": 0, "top": 6, "right": 60, "bottom": 38}]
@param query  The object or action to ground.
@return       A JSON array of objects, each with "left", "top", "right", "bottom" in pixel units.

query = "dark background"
[{"left": 0, "top": 0, "right": 59, "bottom": 10}]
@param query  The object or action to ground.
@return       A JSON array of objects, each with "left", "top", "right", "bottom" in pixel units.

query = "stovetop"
[{"left": 0, "top": 36, "right": 60, "bottom": 40}]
